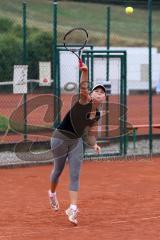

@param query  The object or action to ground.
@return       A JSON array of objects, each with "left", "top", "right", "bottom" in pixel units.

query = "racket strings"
[{"left": 64, "top": 28, "right": 88, "bottom": 52}]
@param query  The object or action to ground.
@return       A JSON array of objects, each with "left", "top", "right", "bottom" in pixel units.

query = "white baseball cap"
[{"left": 91, "top": 84, "right": 106, "bottom": 94}]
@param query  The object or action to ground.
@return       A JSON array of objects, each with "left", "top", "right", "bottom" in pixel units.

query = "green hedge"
[
  {"left": 0, "top": 17, "right": 52, "bottom": 89},
  {"left": 0, "top": 115, "right": 9, "bottom": 132},
  {"left": 0, "top": 18, "right": 14, "bottom": 33},
  {"left": 0, "top": 34, "right": 23, "bottom": 82},
  {"left": 28, "top": 32, "right": 52, "bottom": 80},
  {"left": 0, "top": 114, "right": 52, "bottom": 133}
]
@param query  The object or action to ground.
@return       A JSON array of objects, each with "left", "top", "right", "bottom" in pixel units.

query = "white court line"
[
  {"left": 1, "top": 215, "right": 160, "bottom": 238},
  {"left": 0, "top": 226, "right": 81, "bottom": 238},
  {"left": 60, "top": 226, "right": 81, "bottom": 231},
  {"left": 141, "top": 215, "right": 160, "bottom": 221},
  {"left": 111, "top": 220, "right": 128, "bottom": 224},
  {"left": 111, "top": 215, "right": 160, "bottom": 224}
]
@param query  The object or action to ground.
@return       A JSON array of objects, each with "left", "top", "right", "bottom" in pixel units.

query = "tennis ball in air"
[{"left": 125, "top": 6, "right": 133, "bottom": 15}]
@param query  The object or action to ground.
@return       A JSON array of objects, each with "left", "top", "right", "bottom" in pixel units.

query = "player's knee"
[
  {"left": 69, "top": 181, "right": 79, "bottom": 191},
  {"left": 51, "top": 169, "right": 63, "bottom": 182},
  {"left": 69, "top": 174, "right": 80, "bottom": 191}
]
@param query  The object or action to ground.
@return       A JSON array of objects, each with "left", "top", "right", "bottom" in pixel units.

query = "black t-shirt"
[{"left": 57, "top": 99, "right": 100, "bottom": 138}]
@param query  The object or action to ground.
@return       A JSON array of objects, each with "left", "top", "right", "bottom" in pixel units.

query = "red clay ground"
[
  {"left": 1, "top": 158, "right": 160, "bottom": 240},
  {"left": 0, "top": 94, "right": 160, "bottom": 143}
]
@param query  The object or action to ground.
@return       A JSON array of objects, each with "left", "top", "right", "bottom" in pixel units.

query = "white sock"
[
  {"left": 70, "top": 204, "right": 77, "bottom": 211},
  {"left": 49, "top": 190, "right": 56, "bottom": 196}
]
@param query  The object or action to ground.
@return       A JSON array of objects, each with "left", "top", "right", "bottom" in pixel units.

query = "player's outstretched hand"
[
  {"left": 93, "top": 144, "right": 101, "bottom": 154},
  {"left": 79, "top": 61, "right": 88, "bottom": 72}
]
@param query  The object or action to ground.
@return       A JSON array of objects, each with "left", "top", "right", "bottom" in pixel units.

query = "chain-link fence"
[
  {"left": 0, "top": 0, "right": 160, "bottom": 159},
  {"left": 0, "top": 0, "right": 55, "bottom": 148}
]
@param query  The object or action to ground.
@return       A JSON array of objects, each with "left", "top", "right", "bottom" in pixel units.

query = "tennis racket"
[{"left": 63, "top": 27, "right": 88, "bottom": 68}]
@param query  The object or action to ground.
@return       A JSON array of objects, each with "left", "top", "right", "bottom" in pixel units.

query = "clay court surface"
[
  {"left": 1, "top": 158, "right": 160, "bottom": 240},
  {"left": 1, "top": 94, "right": 160, "bottom": 124},
  {"left": 0, "top": 93, "right": 160, "bottom": 143}
]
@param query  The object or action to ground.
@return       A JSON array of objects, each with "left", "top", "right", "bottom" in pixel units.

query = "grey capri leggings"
[{"left": 50, "top": 129, "right": 84, "bottom": 191}]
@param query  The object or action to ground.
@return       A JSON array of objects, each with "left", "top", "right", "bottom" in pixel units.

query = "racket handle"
[{"left": 79, "top": 58, "right": 83, "bottom": 68}]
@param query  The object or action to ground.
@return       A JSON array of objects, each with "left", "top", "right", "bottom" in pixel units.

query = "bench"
[{"left": 126, "top": 124, "right": 160, "bottom": 149}]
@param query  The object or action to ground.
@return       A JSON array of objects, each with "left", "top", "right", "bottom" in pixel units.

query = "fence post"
[
  {"left": 106, "top": 6, "right": 111, "bottom": 141},
  {"left": 22, "top": 1, "right": 28, "bottom": 142},
  {"left": 106, "top": 6, "right": 110, "bottom": 81},
  {"left": 148, "top": 0, "right": 153, "bottom": 154},
  {"left": 52, "top": 0, "right": 60, "bottom": 129},
  {"left": 123, "top": 51, "right": 127, "bottom": 155}
]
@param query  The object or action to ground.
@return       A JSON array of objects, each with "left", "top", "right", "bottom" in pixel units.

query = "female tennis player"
[{"left": 48, "top": 62, "right": 106, "bottom": 225}]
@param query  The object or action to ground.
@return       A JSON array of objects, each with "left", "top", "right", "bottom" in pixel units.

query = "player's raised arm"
[{"left": 79, "top": 63, "right": 91, "bottom": 104}]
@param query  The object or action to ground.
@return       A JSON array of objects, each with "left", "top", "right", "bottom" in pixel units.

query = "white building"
[{"left": 59, "top": 47, "right": 160, "bottom": 95}]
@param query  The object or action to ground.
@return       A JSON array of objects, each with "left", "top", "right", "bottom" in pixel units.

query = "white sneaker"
[
  {"left": 65, "top": 207, "right": 79, "bottom": 225},
  {"left": 48, "top": 190, "right": 59, "bottom": 211}
]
